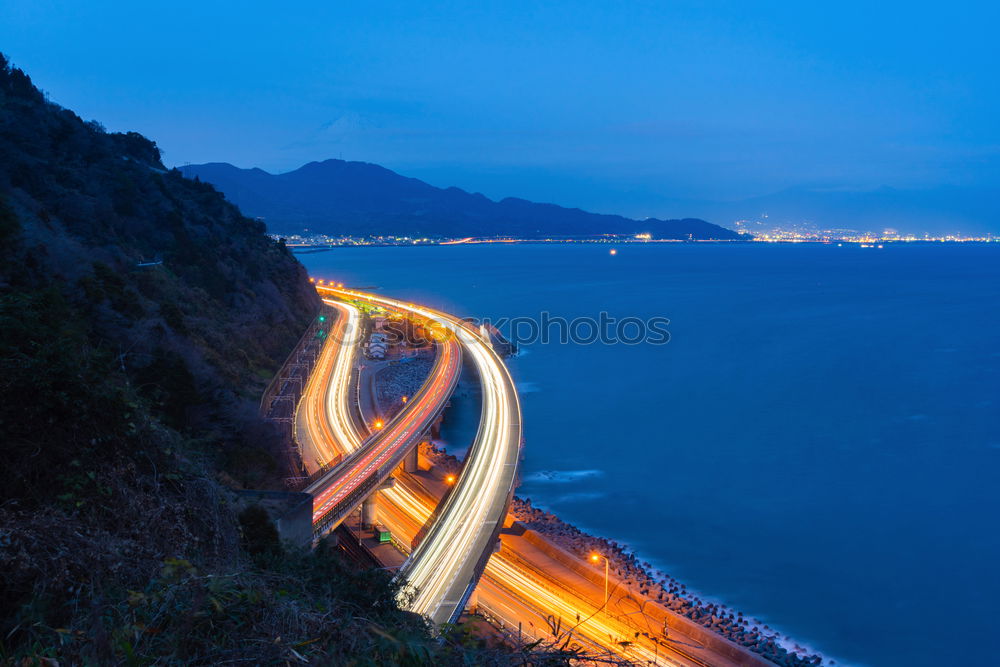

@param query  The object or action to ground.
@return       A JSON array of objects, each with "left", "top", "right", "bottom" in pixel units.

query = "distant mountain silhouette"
[{"left": 181, "top": 160, "right": 742, "bottom": 240}]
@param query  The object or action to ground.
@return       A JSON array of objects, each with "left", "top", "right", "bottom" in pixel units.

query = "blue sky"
[{"left": 1, "top": 1, "right": 997, "bottom": 220}]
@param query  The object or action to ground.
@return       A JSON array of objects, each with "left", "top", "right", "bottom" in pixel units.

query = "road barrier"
[
  {"left": 260, "top": 305, "right": 334, "bottom": 484},
  {"left": 260, "top": 305, "right": 333, "bottom": 417}
]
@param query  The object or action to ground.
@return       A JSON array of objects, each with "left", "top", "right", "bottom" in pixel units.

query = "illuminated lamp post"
[{"left": 590, "top": 553, "right": 610, "bottom": 608}]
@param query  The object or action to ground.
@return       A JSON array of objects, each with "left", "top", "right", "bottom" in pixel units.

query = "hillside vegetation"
[{"left": 0, "top": 55, "right": 588, "bottom": 665}]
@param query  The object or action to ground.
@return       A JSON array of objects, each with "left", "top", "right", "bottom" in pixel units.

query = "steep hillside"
[
  {"left": 0, "top": 56, "right": 321, "bottom": 487},
  {"left": 0, "top": 49, "right": 323, "bottom": 658},
  {"left": 0, "top": 55, "right": 445, "bottom": 665},
  {"left": 0, "top": 54, "right": 592, "bottom": 667},
  {"left": 183, "top": 159, "right": 743, "bottom": 240}
]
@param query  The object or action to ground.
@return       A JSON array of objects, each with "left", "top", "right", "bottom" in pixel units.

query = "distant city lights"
[
  {"left": 277, "top": 229, "right": 995, "bottom": 248},
  {"left": 732, "top": 218, "right": 994, "bottom": 243}
]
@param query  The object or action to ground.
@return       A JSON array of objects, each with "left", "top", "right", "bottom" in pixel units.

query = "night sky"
[{"left": 2, "top": 1, "right": 997, "bottom": 223}]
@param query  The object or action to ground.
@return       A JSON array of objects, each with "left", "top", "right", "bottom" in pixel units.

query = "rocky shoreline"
[
  {"left": 379, "top": 352, "right": 830, "bottom": 667},
  {"left": 509, "top": 496, "right": 830, "bottom": 667}
]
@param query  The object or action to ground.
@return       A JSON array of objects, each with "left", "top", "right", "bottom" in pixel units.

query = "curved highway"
[
  {"left": 320, "top": 286, "right": 523, "bottom": 626},
  {"left": 302, "top": 299, "right": 461, "bottom": 539},
  {"left": 294, "top": 300, "right": 363, "bottom": 474},
  {"left": 305, "top": 300, "right": 447, "bottom": 524}
]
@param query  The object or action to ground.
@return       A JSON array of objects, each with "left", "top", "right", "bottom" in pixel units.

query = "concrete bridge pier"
[
  {"left": 430, "top": 412, "right": 445, "bottom": 439},
  {"left": 403, "top": 443, "right": 420, "bottom": 472},
  {"left": 360, "top": 478, "right": 397, "bottom": 529},
  {"left": 361, "top": 493, "right": 378, "bottom": 529}
]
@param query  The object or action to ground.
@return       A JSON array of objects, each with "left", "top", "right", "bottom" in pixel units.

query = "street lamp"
[{"left": 590, "top": 553, "right": 609, "bottom": 608}]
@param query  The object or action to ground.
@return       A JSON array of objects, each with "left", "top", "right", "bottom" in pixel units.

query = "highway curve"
[
  {"left": 294, "top": 300, "right": 363, "bottom": 474},
  {"left": 322, "top": 286, "right": 523, "bottom": 626},
  {"left": 302, "top": 297, "right": 462, "bottom": 539}
]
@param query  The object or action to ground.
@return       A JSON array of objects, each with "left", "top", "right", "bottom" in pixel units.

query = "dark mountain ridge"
[{"left": 182, "top": 159, "right": 743, "bottom": 240}]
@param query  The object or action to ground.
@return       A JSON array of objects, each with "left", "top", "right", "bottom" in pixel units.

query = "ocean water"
[{"left": 299, "top": 243, "right": 1000, "bottom": 666}]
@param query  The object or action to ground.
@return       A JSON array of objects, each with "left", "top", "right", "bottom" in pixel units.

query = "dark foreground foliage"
[{"left": 7, "top": 538, "right": 426, "bottom": 665}]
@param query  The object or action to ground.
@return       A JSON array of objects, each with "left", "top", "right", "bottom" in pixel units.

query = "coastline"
[
  {"left": 288, "top": 237, "right": 998, "bottom": 253},
  {"left": 303, "top": 241, "right": 1000, "bottom": 667},
  {"left": 428, "top": 394, "right": 833, "bottom": 667},
  {"left": 508, "top": 496, "right": 837, "bottom": 667}
]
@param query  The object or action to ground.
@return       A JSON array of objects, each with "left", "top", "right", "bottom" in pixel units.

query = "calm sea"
[{"left": 299, "top": 243, "right": 1000, "bottom": 667}]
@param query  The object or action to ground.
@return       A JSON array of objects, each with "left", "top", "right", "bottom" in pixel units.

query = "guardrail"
[
  {"left": 259, "top": 305, "right": 333, "bottom": 417},
  {"left": 313, "top": 462, "right": 390, "bottom": 538},
  {"left": 260, "top": 305, "right": 334, "bottom": 485},
  {"left": 442, "top": 377, "right": 522, "bottom": 624}
]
